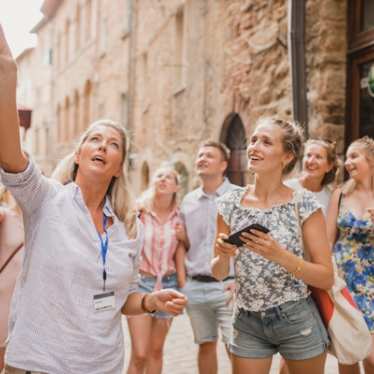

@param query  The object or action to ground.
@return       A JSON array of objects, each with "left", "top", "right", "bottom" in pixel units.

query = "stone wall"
[
  {"left": 306, "top": 0, "right": 347, "bottom": 152},
  {"left": 223, "top": 0, "right": 292, "bottom": 133},
  {"left": 223, "top": 0, "right": 347, "bottom": 150},
  {"left": 19, "top": 0, "right": 349, "bottom": 192}
]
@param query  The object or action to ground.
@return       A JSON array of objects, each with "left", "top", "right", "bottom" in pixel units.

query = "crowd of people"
[{"left": 0, "top": 23, "right": 373, "bottom": 374}]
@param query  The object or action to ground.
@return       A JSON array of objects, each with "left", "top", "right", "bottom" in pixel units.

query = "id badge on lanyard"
[{"left": 93, "top": 214, "right": 115, "bottom": 312}]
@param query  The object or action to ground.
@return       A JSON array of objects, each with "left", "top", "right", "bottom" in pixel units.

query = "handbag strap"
[{"left": 0, "top": 243, "right": 24, "bottom": 274}]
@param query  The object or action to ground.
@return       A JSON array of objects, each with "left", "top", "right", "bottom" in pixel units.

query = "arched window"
[
  {"left": 74, "top": 90, "right": 80, "bottom": 138},
  {"left": 65, "top": 19, "right": 70, "bottom": 64},
  {"left": 75, "top": 5, "right": 81, "bottom": 51},
  {"left": 83, "top": 80, "right": 92, "bottom": 130},
  {"left": 56, "top": 33, "right": 61, "bottom": 69},
  {"left": 56, "top": 104, "right": 61, "bottom": 142},
  {"left": 86, "top": 0, "right": 92, "bottom": 41},
  {"left": 64, "top": 97, "right": 70, "bottom": 142},
  {"left": 140, "top": 162, "right": 150, "bottom": 192},
  {"left": 173, "top": 161, "right": 189, "bottom": 198},
  {"left": 220, "top": 113, "right": 247, "bottom": 186}
]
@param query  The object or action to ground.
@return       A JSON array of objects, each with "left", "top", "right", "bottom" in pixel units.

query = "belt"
[{"left": 191, "top": 274, "right": 235, "bottom": 283}]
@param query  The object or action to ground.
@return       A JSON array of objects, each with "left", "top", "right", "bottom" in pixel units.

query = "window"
[
  {"left": 175, "top": 7, "right": 186, "bottom": 89},
  {"left": 140, "top": 162, "right": 150, "bottom": 191},
  {"left": 56, "top": 33, "right": 61, "bottom": 69},
  {"left": 47, "top": 48, "right": 53, "bottom": 65},
  {"left": 86, "top": 0, "right": 92, "bottom": 41},
  {"left": 76, "top": 5, "right": 81, "bottom": 50},
  {"left": 173, "top": 161, "right": 189, "bottom": 197},
  {"left": 57, "top": 104, "right": 61, "bottom": 142},
  {"left": 347, "top": 0, "right": 374, "bottom": 144},
  {"left": 65, "top": 20, "right": 70, "bottom": 63},
  {"left": 141, "top": 52, "right": 149, "bottom": 111},
  {"left": 83, "top": 80, "right": 92, "bottom": 129},
  {"left": 220, "top": 113, "right": 247, "bottom": 187},
  {"left": 362, "top": 0, "right": 374, "bottom": 32},
  {"left": 120, "top": 93, "right": 128, "bottom": 127},
  {"left": 100, "top": 16, "right": 109, "bottom": 55},
  {"left": 64, "top": 97, "right": 70, "bottom": 142},
  {"left": 349, "top": 0, "right": 374, "bottom": 50},
  {"left": 74, "top": 91, "right": 80, "bottom": 137},
  {"left": 122, "top": 0, "right": 131, "bottom": 37},
  {"left": 34, "top": 127, "right": 40, "bottom": 155}
]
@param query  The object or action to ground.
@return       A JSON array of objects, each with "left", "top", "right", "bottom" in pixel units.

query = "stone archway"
[{"left": 220, "top": 113, "right": 247, "bottom": 186}]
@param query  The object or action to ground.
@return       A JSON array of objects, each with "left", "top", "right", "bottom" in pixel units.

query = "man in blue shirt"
[{"left": 180, "top": 140, "right": 238, "bottom": 374}]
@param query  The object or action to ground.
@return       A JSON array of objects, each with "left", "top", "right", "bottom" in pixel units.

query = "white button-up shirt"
[
  {"left": 180, "top": 178, "right": 238, "bottom": 277},
  {"left": 0, "top": 161, "right": 142, "bottom": 374}
]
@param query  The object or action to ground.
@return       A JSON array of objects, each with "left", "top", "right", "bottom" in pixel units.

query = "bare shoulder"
[{"left": 330, "top": 187, "right": 343, "bottom": 206}]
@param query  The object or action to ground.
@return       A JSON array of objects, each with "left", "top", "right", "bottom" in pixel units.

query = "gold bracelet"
[{"left": 293, "top": 257, "right": 303, "bottom": 278}]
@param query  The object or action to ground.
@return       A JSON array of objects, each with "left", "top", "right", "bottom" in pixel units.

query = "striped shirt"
[
  {"left": 0, "top": 160, "right": 143, "bottom": 374},
  {"left": 139, "top": 209, "right": 183, "bottom": 289}
]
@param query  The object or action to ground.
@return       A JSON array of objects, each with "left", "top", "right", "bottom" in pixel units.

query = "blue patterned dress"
[{"left": 333, "top": 201, "right": 374, "bottom": 332}]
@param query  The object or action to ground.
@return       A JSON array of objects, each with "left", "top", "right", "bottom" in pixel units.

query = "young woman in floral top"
[
  {"left": 212, "top": 118, "right": 334, "bottom": 374},
  {"left": 327, "top": 136, "right": 374, "bottom": 374}
]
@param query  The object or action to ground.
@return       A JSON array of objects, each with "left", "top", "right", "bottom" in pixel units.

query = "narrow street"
[{"left": 123, "top": 314, "right": 339, "bottom": 373}]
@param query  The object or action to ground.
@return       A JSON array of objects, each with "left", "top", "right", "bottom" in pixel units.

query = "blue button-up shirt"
[{"left": 180, "top": 178, "right": 238, "bottom": 277}]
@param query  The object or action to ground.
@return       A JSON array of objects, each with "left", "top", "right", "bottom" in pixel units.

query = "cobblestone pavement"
[{"left": 122, "top": 314, "right": 340, "bottom": 373}]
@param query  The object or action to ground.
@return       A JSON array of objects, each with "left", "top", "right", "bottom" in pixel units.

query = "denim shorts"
[
  {"left": 180, "top": 278, "right": 234, "bottom": 345},
  {"left": 230, "top": 297, "right": 329, "bottom": 360},
  {"left": 138, "top": 273, "right": 178, "bottom": 319}
]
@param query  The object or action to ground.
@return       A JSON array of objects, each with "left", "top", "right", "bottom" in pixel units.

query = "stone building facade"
[{"left": 19, "top": 0, "right": 374, "bottom": 193}]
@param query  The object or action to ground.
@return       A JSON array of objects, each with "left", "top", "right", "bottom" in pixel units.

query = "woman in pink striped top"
[{"left": 127, "top": 166, "right": 187, "bottom": 374}]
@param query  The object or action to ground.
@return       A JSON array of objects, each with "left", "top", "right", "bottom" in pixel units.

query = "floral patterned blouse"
[{"left": 217, "top": 187, "right": 321, "bottom": 312}]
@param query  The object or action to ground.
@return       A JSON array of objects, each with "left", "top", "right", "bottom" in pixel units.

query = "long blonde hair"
[
  {"left": 52, "top": 119, "right": 137, "bottom": 237},
  {"left": 342, "top": 136, "right": 374, "bottom": 195},
  {"left": 137, "top": 165, "right": 180, "bottom": 213}
]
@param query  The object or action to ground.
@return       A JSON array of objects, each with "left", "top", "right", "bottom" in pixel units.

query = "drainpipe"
[{"left": 288, "top": 0, "right": 308, "bottom": 137}]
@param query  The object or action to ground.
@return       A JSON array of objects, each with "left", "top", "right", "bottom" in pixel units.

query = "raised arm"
[{"left": 0, "top": 25, "right": 28, "bottom": 172}]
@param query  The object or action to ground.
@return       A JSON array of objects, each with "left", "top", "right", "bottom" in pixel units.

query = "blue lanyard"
[{"left": 98, "top": 215, "right": 109, "bottom": 291}]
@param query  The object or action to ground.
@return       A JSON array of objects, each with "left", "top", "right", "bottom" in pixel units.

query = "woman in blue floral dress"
[{"left": 327, "top": 136, "right": 374, "bottom": 374}]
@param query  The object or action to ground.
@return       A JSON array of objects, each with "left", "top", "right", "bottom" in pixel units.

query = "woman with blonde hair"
[
  {"left": 327, "top": 136, "right": 374, "bottom": 374},
  {"left": 212, "top": 118, "right": 333, "bottom": 374},
  {"left": 286, "top": 139, "right": 339, "bottom": 216},
  {"left": 0, "top": 25, "right": 186, "bottom": 374},
  {"left": 127, "top": 165, "right": 187, "bottom": 374},
  {"left": 0, "top": 187, "right": 24, "bottom": 372},
  {"left": 279, "top": 138, "right": 339, "bottom": 374}
]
